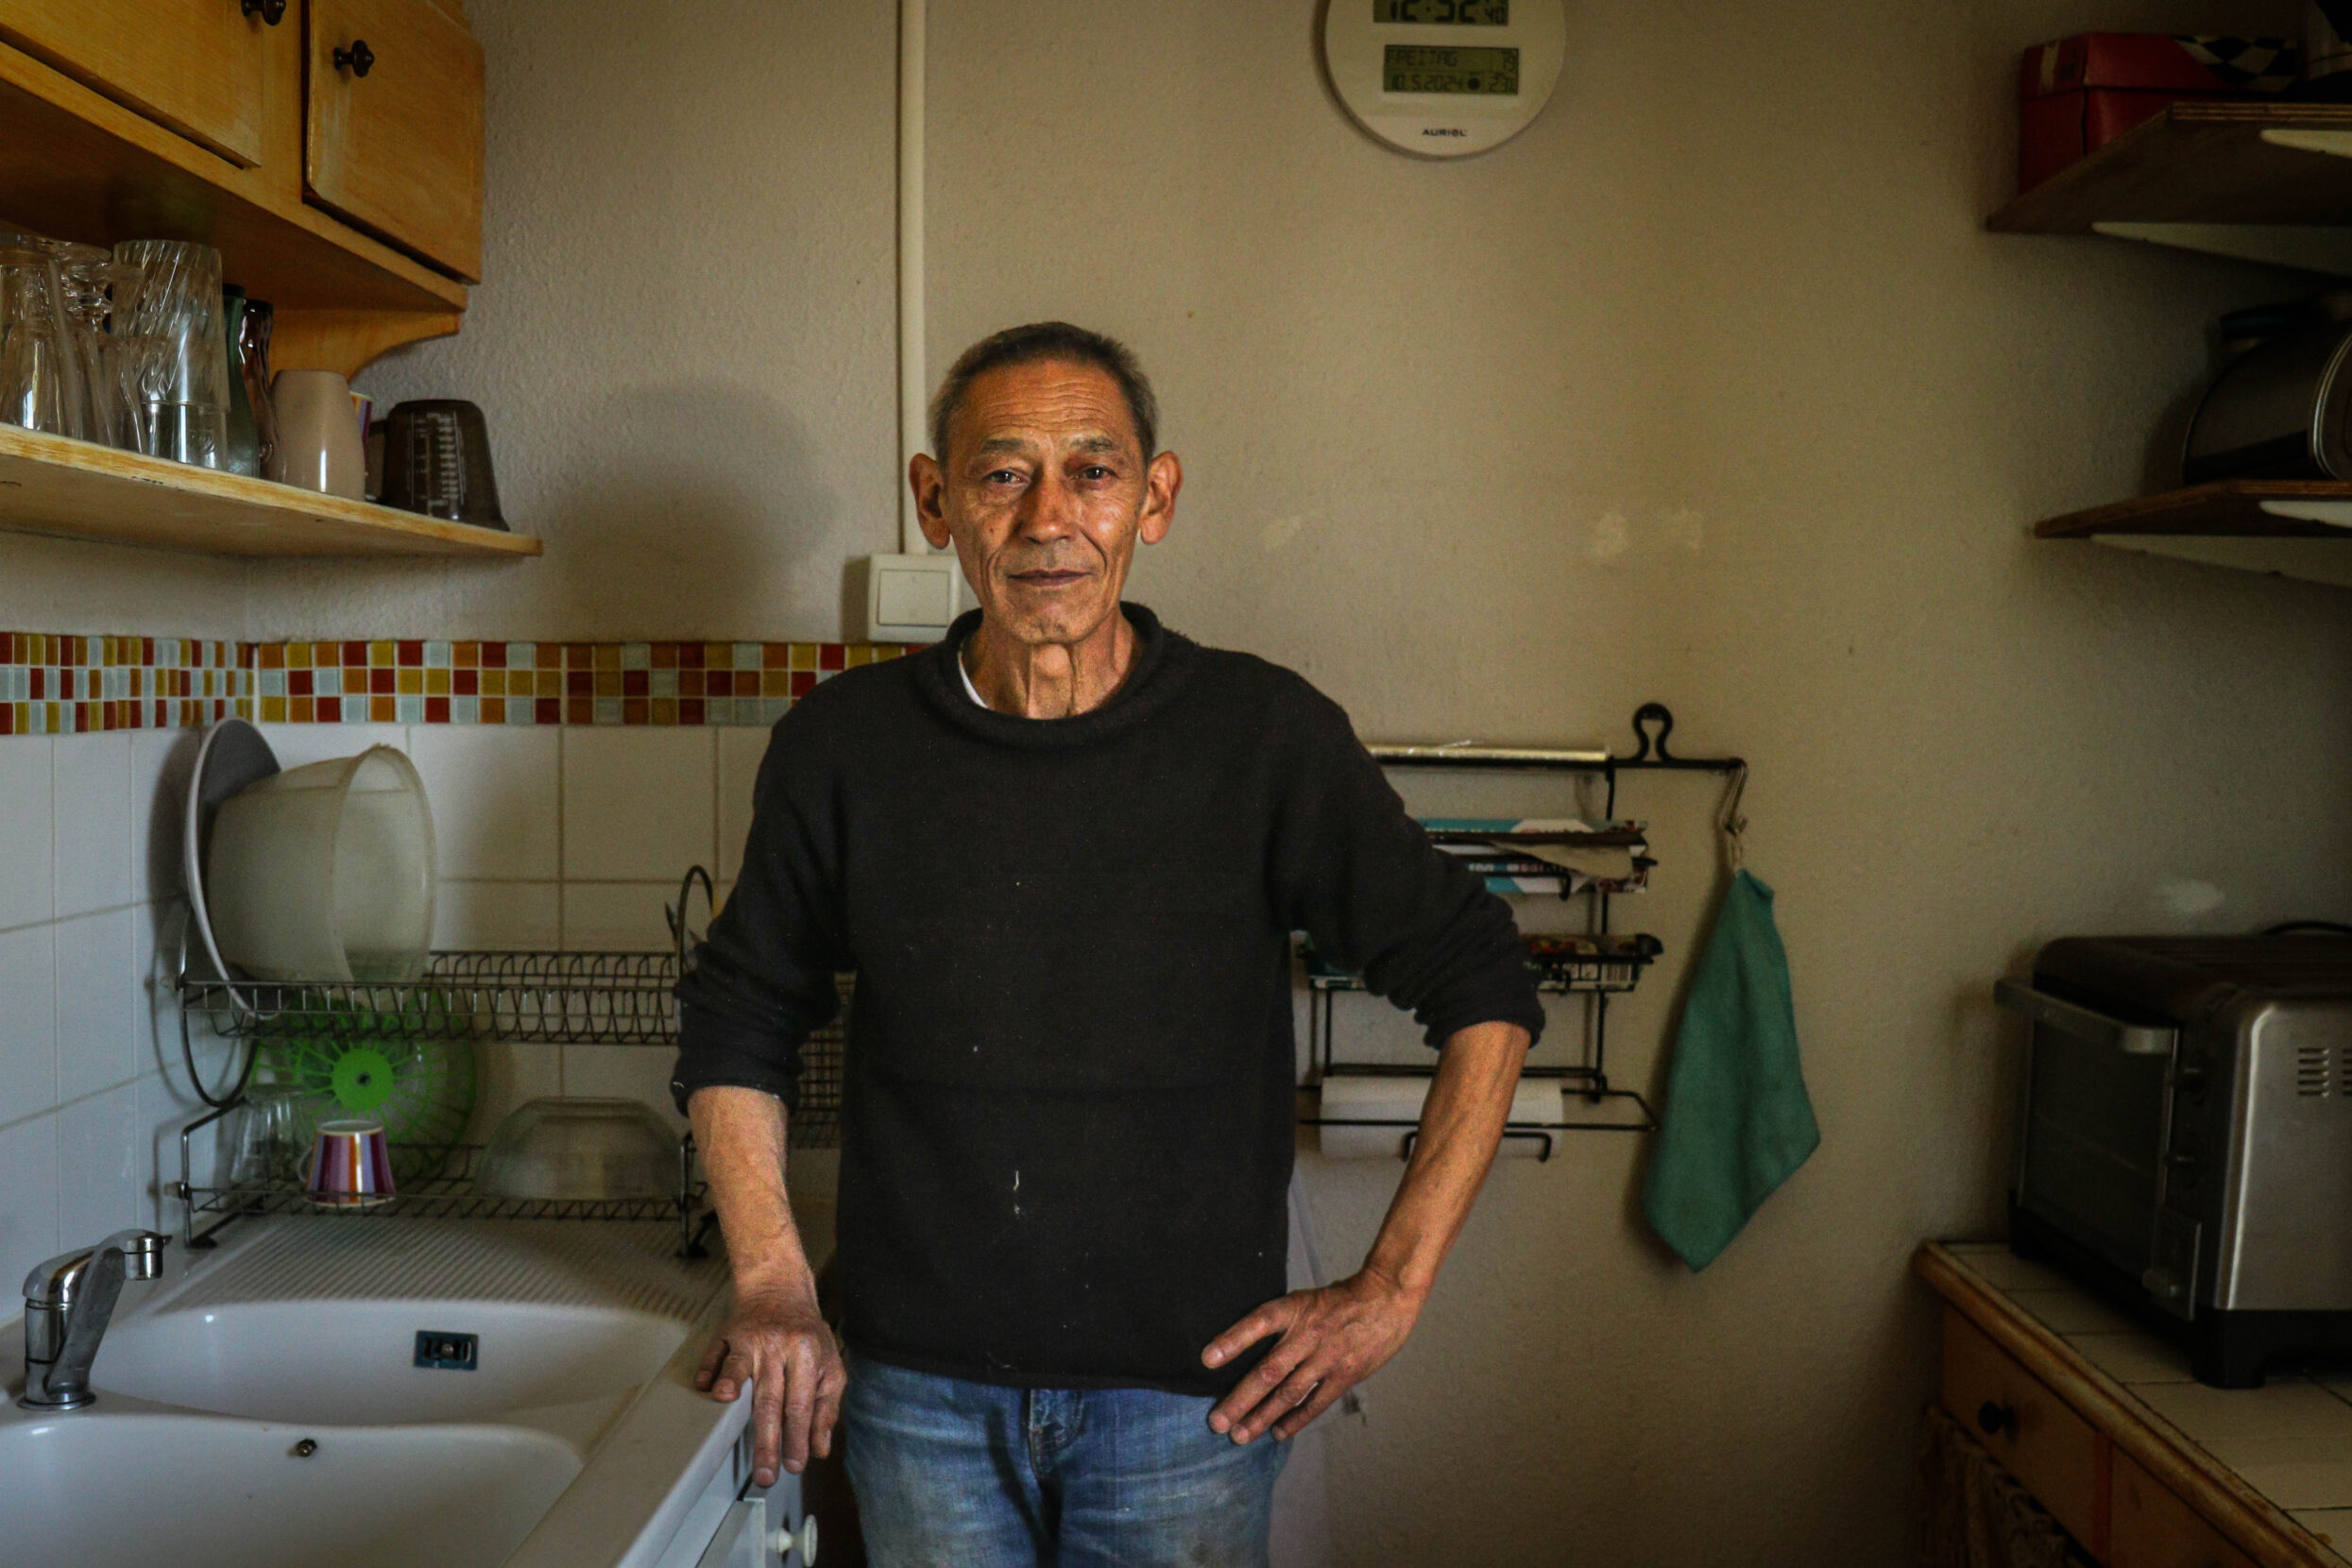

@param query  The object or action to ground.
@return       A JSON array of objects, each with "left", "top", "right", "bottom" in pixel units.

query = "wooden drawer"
[
  {"left": 2111, "top": 1452, "right": 2258, "bottom": 1568},
  {"left": 305, "top": 0, "right": 484, "bottom": 279},
  {"left": 1941, "top": 1306, "right": 2105, "bottom": 1547},
  {"left": 0, "top": 0, "right": 271, "bottom": 166}
]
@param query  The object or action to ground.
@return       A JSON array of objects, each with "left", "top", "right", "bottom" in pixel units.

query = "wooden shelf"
[
  {"left": 0, "top": 426, "right": 538, "bottom": 558},
  {"left": 1989, "top": 103, "right": 2352, "bottom": 273},
  {"left": 2037, "top": 480, "right": 2352, "bottom": 589},
  {"left": 2037, "top": 480, "right": 2352, "bottom": 537}
]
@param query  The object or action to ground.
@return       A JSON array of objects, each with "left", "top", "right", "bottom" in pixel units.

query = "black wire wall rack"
[{"left": 1301, "top": 704, "right": 1746, "bottom": 1150}]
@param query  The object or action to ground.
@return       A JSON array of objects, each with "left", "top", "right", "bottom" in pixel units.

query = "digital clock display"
[
  {"left": 1376, "top": 0, "right": 1509, "bottom": 22},
  {"left": 1383, "top": 44, "right": 1520, "bottom": 94}
]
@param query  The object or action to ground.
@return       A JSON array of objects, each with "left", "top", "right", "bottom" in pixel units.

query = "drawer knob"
[
  {"left": 240, "top": 0, "right": 286, "bottom": 23},
  {"left": 334, "top": 39, "right": 376, "bottom": 77},
  {"left": 1977, "top": 1400, "right": 2018, "bottom": 1438}
]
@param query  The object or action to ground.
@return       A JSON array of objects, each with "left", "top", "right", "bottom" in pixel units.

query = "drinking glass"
[
  {"left": 90, "top": 259, "right": 146, "bottom": 449},
  {"left": 48, "top": 243, "right": 127, "bottom": 447},
  {"left": 235, "top": 294, "right": 277, "bottom": 477},
  {"left": 0, "top": 246, "right": 77, "bottom": 437},
  {"left": 113, "top": 239, "right": 229, "bottom": 467},
  {"left": 227, "top": 1089, "right": 303, "bottom": 1189}
]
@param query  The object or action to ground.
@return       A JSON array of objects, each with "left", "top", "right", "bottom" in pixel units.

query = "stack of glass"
[
  {"left": 112, "top": 239, "right": 230, "bottom": 468},
  {"left": 0, "top": 224, "right": 284, "bottom": 471}
]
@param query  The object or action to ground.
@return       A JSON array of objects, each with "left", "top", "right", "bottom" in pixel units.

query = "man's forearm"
[
  {"left": 690, "top": 1084, "right": 816, "bottom": 1300},
  {"left": 1361, "top": 1019, "right": 1532, "bottom": 1300}
]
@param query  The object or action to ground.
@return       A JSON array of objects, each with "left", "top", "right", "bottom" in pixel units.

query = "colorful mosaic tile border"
[
  {"left": 0, "top": 634, "right": 246, "bottom": 736},
  {"left": 0, "top": 635, "right": 912, "bottom": 735},
  {"left": 247, "top": 639, "right": 910, "bottom": 727}
]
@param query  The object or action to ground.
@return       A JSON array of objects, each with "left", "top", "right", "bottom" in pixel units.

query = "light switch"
[
  {"left": 878, "top": 564, "right": 952, "bottom": 627},
  {"left": 859, "top": 553, "right": 962, "bottom": 640}
]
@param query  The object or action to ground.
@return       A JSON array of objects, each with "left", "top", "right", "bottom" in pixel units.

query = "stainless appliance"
[
  {"left": 2000, "top": 935, "right": 2352, "bottom": 1387},
  {"left": 2182, "top": 301, "right": 2352, "bottom": 484}
]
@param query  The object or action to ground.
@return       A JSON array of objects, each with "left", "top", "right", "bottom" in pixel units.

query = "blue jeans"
[{"left": 843, "top": 1351, "right": 1288, "bottom": 1568}]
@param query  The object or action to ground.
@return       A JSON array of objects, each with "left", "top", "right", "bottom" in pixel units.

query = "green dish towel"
[{"left": 1642, "top": 870, "right": 1818, "bottom": 1271}]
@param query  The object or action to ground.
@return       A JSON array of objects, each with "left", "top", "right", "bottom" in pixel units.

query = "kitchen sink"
[
  {"left": 5, "top": 1217, "right": 758, "bottom": 1568},
  {"left": 1, "top": 1409, "right": 580, "bottom": 1568},
  {"left": 94, "top": 1298, "right": 687, "bottom": 1424}
]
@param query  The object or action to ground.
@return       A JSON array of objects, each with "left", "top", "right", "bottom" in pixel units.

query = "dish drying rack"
[
  {"left": 1302, "top": 704, "right": 1746, "bottom": 1150},
  {"left": 173, "top": 869, "right": 850, "bottom": 1256}
]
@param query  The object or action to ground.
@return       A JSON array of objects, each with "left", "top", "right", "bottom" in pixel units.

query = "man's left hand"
[{"left": 1202, "top": 1268, "right": 1423, "bottom": 1443}]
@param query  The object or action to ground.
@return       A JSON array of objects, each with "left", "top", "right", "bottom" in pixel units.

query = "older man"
[{"left": 673, "top": 322, "right": 1542, "bottom": 1567}]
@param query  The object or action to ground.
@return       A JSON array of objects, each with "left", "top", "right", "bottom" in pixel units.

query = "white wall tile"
[
  {"left": 405, "top": 724, "right": 560, "bottom": 879},
  {"left": 0, "top": 922, "right": 55, "bottom": 1126},
  {"left": 563, "top": 728, "right": 716, "bottom": 881},
  {"left": 561, "top": 882, "right": 678, "bottom": 952},
  {"left": 0, "top": 737, "right": 52, "bottom": 929},
  {"left": 434, "top": 881, "right": 560, "bottom": 949},
  {"left": 52, "top": 733, "right": 131, "bottom": 919},
  {"left": 137, "top": 1065, "right": 208, "bottom": 1231},
  {"left": 717, "top": 726, "right": 771, "bottom": 884},
  {"left": 0, "top": 1114, "right": 59, "bottom": 1294},
  {"left": 253, "top": 723, "right": 407, "bottom": 772},
  {"left": 128, "top": 900, "right": 186, "bottom": 1081},
  {"left": 56, "top": 909, "right": 137, "bottom": 1103},
  {"left": 56, "top": 1081, "right": 140, "bottom": 1242},
  {"left": 130, "top": 726, "right": 200, "bottom": 903},
  {"left": 563, "top": 1045, "right": 687, "bottom": 1133}
]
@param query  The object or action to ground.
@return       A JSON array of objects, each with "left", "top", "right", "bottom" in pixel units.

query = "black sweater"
[{"left": 673, "top": 605, "right": 1544, "bottom": 1394}]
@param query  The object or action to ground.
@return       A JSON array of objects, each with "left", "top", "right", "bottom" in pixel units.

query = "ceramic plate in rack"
[{"left": 183, "top": 718, "right": 280, "bottom": 996}]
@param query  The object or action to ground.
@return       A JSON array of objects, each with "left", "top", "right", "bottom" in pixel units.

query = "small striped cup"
[{"left": 303, "top": 1118, "right": 396, "bottom": 1206}]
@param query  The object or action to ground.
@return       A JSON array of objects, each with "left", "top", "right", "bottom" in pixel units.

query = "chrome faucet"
[{"left": 19, "top": 1230, "right": 167, "bottom": 1410}]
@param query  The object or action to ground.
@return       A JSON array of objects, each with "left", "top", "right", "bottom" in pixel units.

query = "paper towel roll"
[{"left": 1315, "top": 1075, "right": 1564, "bottom": 1160}]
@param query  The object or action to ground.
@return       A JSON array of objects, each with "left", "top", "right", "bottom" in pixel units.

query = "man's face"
[{"left": 912, "top": 359, "right": 1179, "bottom": 648}]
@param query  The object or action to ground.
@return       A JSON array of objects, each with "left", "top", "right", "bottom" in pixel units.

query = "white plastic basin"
[
  {"left": 94, "top": 1299, "right": 688, "bottom": 1424},
  {"left": 0, "top": 1411, "right": 580, "bottom": 1568}
]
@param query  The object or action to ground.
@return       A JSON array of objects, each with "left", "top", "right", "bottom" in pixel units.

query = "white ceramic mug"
[{"left": 268, "top": 369, "right": 366, "bottom": 500}]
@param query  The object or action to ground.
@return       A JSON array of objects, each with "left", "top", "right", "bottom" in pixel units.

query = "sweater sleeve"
[
  {"left": 1272, "top": 684, "right": 1546, "bottom": 1049},
  {"left": 670, "top": 714, "right": 853, "bottom": 1115}
]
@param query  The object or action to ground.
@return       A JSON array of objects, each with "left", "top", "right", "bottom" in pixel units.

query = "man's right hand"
[{"left": 696, "top": 1284, "right": 846, "bottom": 1485}]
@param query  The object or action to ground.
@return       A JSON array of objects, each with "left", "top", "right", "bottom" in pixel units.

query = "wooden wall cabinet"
[
  {"left": 0, "top": 0, "right": 482, "bottom": 378},
  {"left": 0, "top": 0, "right": 524, "bottom": 558},
  {"left": 306, "top": 0, "right": 484, "bottom": 281},
  {"left": 0, "top": 0, "right": 272, "bottom": 168}
]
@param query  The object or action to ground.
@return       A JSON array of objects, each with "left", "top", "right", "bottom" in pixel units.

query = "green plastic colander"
[{"left": 249, "top": 998, "right": 478, "bottom": 1185}]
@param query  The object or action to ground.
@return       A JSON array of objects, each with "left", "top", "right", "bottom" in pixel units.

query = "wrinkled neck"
[{"left": 963, "top": 610, "right": 1134, "bottom": 719}]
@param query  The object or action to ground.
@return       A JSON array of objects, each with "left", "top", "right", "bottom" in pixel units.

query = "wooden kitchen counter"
[{"left": 1920, "top": 1242, "right": 2352, "bottom": 1566}]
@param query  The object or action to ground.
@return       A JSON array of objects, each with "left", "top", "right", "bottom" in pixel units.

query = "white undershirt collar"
[{"left": 957, "top": 646, "right": 992, "bottom": 711}]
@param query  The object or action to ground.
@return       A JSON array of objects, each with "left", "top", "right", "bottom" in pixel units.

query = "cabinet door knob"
[
  {"left": 1977, "top": 1400, "right": 2019, "bottom": 1438},
  {"left": 241, "top": 0, "right": 287, "bottom": 23},
  {"left": 333, "top": 39, "right": 375, "bottom": 77}
]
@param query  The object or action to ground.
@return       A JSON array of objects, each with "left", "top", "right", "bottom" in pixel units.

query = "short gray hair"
[{"left": 929, "top": 321, "right": 1159, "bottom": 464}]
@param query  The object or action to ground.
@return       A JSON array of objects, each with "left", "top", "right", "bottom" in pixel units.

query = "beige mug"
[{"left": 268, "top": 369, "right": 366, "bottom": 500}]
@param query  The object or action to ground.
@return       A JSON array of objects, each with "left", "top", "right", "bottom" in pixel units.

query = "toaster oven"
[{"left": 1999, "top": 935, "right": 2352, "bottom": 1388}]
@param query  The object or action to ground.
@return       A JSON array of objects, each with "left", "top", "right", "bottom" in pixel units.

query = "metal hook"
[{"left": 1628, "top": 703, "right": 1677, "bottom": 763}]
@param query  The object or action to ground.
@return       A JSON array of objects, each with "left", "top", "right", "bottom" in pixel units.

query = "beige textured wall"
[
  {"left": 0, "top": 531, "right": 247, "bottom": 642},
  {"left": 258, "top": 0, "right": 903, "bottom": 638},
  {"left": 52, "top": 0, "right": 2352, "bottom": 1560}
]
